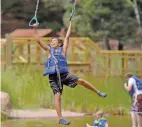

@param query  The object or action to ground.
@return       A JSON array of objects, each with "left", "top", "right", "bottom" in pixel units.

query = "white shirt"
[{"left": 128, "top": 77, "right": 136, "bottom": 88}]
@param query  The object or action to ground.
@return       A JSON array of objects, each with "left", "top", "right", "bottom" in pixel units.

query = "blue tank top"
[
  {"left": 93, "top": 118, "right": 107, "bottom": 127},
  {"left": 43, "top": 46, "right": 69, "bottom": 76}
]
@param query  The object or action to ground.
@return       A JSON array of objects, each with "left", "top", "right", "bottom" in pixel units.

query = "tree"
[
  {"left": 2, "top": 0, "right": 38, "bottom": 19},
  {"left": 2, "top": 0, "right": 142, "bottom": 44},
  {"left": 63, "top": 0, "right": 141, "bottom": 45},
  {"left": 130, "top": 0, "right": 142, "bottom": 40},
  {"left": 1, "top": 0, "right": 69, "bottom": 31}
]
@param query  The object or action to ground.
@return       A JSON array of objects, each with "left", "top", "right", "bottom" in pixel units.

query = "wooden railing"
[
  {"left": 94, "top": 50, "right": 142, "bottom": 77},
  {"left": 1, "top": 34, "right": 142, "bottom": 76},
  {"left": 1, "top": 35, "right": 101, "bottom": 73}
]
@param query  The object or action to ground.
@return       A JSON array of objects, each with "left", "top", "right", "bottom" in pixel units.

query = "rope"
[
  {"left": 69, "top": 0, "right": 76, "bottom": 21},
  {"left": 34, "top": 0, "right": 40, "bottom": 17}
]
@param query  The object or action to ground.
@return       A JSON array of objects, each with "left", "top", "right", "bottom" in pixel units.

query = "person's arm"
[
  {"left": 86, "top": 123, "right": 94, "bottom": 127},
  {"left": 124, "top": 83, "right": 132, "bottom": 91},
  {"left": 63, "top": 21, "right": 72, "bottom": 56},
  {"left": 124, "top": 78, "right": 135, "bottom": 92},
  {"left": 33, "top": 26, "right": 50, "bottom": 51},
  {"left": 105, "top": 122, "right": 108, "bottom": 127}
]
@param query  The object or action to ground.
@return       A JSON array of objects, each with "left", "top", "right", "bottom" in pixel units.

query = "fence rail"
[
  {"left": 1, "top": 34, "right": 142, "bottom": 76},
  {"left": 96, "top": 50, "right": 142, "bottom": 77}
]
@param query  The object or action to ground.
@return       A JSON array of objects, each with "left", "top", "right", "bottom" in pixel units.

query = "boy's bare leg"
[
  {"left": 54, "top": 92, "right": 70, "bottom": 125},
  {"left": 55, "top": 92, "right": 62, "bottom": 119},
  {"left": 77, "top": 79, "right": 98, "bottom": 93},
  {"left": 77, "top": 79, "right": 107, "bottom": 97}
]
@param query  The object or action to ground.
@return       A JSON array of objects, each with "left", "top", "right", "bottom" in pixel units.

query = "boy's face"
[
  {"left": 95, "top": 114, "right": 101, "bottom": 119},
  {"left": 50, "top": 38, "right": 60, "bottom": 48}
]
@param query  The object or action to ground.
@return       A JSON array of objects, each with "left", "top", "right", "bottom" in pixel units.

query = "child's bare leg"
[
  {"left": 77, "top": 79, "right": 107, "bottom": 98},
  {"left": 77, "top": 79, "right": 99, "bottom": 93},
  {"left": 54, "top": 92, "right": 70, "bottom": 125},
  {"left": 55, "top": 92, "right": 62, "bottom": 119}
]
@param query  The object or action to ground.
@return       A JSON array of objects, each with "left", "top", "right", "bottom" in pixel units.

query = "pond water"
[{"left": 2, "top": 116, "right": 131, "bottom": 127}]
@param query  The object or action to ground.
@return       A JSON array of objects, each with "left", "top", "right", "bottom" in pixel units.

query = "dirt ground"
[{"left": 8, "top": 109, "right": 85, "bottom": 119}]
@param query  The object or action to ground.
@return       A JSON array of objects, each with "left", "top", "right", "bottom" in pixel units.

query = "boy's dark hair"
[
  {"left": 53, "top": 37, "right": 63, "bottom": 43},
  {"left": 125, "top": 73, "right": 133, "bottom": 78}
]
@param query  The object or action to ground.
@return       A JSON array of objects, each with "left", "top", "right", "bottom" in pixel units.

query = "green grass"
[
  {"left": 1, "top": 116, "right": 131, "bottom": 127},
  {"left": 1, "top": 112, "right": 8, "bottom": 121},
  {"left": 1, "top": 65, "right": 131, "bottom": 113}
]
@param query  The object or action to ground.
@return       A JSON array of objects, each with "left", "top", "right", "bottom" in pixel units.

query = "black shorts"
[{"left": 49, "top": 72, "right": 79, "bottom": 95}]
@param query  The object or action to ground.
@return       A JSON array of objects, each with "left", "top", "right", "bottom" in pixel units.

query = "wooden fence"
[
  {"left": 94, "top": 50, "right": 142, "bottom": 77},
  {"left": 1, "top": 34, "right": 142, "bottom": 76}
]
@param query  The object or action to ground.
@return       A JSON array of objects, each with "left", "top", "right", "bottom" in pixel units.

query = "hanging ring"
[{"left": 29, "top": 15, "right": 39, "bottom": 27}]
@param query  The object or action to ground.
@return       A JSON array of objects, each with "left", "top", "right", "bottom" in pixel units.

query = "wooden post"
[
  {"left": 108, "top": 54, "right": 111, "bottom": 76},
  {"left": 125, "top": 54, "right": 128, "bottom": 74},
  {"left": 27, "top": 43, "right": 31, "bottom": 63},
  {"left": 1, "top": 40, "right": 6, "bottom": 71},
  {"left": 5, "top": 34, "right": 12, "bottom": 68},
  {"left": 139, "top": 55, "right": 142, "bottom": 78},
  {"left": 18, "top": 44, "right": 23, "bottom": 56},
  {"left": 35, "top": 44, "right": 41, "bottom": 64},
  {"left": 72, "top": 39, "right": 75, "bottom": 62},
  {"left": 122, "top": 53, "right": 125, "bottom": 77}
]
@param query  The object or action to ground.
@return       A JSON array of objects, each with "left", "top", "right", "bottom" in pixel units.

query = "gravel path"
[{"left": 8, "top": 109, "right": 85, "bottom": 119}]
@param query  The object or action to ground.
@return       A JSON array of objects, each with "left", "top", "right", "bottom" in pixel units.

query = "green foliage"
[
  {"left": 1, "top": 65, "right": 52, "bottom": 109},
  {"left": 1, "top": 112, "right": 8, "bottom": 121},
  {"left": 64, "top": 0, "right": 142, "bottom": 43},
  {"left": 1, "top": 66, "right": 130, "bottom": 112},
  {"left": 2, "top": 0, "right": 142, "bottom": 44},
  {"left": 1, "top": 116, "right": 131, "bottom": 127},
  {"left": 39, "top": 21, "right": 62, "bottom": 31},
  {"left": 1, "top": 0, "right": 66, "bottom": 30},
  {"left": 2, "top": 0, "right": 37, "bottom": 19}
]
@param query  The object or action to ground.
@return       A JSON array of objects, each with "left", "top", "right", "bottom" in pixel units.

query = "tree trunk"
[
  {"left": 118, "top": 41, "right": 123, "bottom": 50},
  {"left": 132, "top": 0, "right": 142, "bottom": 37},
  {"left": 104, "top": 34, "right": 111, "bottom": 50}
]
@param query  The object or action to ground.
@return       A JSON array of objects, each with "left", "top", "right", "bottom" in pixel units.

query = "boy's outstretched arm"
[
  {"left": 33, "top": 26, "right": 50, "bottom": 51},
  {"left": 63, "top": 21, "right": 72, "bottom": 56}
]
